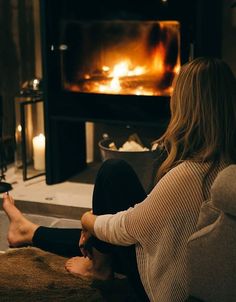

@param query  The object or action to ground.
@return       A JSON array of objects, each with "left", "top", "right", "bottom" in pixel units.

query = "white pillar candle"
[{"left": 32, "top": 133, "right": 45, "bottom": 171}]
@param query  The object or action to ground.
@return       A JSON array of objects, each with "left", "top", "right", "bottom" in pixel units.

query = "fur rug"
[{"left": 0, "top": 247, "right": 136, "bottom": 302}]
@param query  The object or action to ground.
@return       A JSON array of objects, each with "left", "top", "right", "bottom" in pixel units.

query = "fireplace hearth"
[{"left": 40, "top": 0, "right": 222, "bottom": 185}]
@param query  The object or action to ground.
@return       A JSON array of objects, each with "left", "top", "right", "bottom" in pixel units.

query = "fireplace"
[{"left": 40, "top": 0, "right": 222, "bottom": 185}]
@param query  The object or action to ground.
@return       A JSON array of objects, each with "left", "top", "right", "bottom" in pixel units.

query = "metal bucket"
[{"left": 98, "top": 137, "right": 162, "bottom": 193}]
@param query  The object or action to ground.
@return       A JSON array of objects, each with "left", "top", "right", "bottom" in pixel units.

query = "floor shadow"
[{"left": 68, "top": 162, "right": 102, "bottom": 184}]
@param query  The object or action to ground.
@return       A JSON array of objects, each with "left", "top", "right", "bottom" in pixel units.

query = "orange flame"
[{"left": 98, "top": 60, "right": 146, "bottom": 93}]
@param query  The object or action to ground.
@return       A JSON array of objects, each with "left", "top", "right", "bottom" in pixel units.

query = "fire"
[
  {"left": 109, "top": 61, "right": 146, "bottom": 78},
  {"left": 98, "top": 60, "right": 146, "bottom": 94},
  {"left": 173, "top": 64, "right": 180, "bottom": 74},
  {"left": 152, "top": 44, "right": 165, "bottom": 74},
  {"left": 99, "top": 76, "right": 121, "bottom": 93},
  {"left": 110, "top": 77, "right": 121, "bottom": 91},
  {"left": 111, "top": 61, "right": 130, "bottom": 77}
]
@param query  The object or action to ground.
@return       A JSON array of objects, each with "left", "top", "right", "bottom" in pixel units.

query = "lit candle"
[
  {"left": 15, "top": 124, "right": 22, "bottom": 143},
  {"left": 15, "top": 124, "right": 22, "bottom": 169},
  {"left": 32, "top": 133, "right": 45, "bottom": 170}
]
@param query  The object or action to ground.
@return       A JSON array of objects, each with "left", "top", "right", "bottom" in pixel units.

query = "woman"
[{"left": 3, "top": 57, "right": 236, "bottom": 302}]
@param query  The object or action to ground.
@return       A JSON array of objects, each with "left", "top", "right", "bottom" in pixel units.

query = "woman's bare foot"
[
  {"left": 2, "top": 193, "right": 39, "bottom": 247},
  {"left": 65, "top": 251, "right": 113, "bottom": 281}
]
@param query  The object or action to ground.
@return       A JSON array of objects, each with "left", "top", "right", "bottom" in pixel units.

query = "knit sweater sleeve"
[{"left": 94, "top": 162, "right": 204, "bottom": 247}]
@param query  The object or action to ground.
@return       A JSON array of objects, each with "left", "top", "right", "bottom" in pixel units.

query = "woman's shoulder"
[
  {"left": 175, "top": 160, "right": 228, "bottom": 172},
  {"left": 168, "top": 160, "right": 209, "bottom": 176},
  {"left": 164, "top": 160, "right": 228, "bottom": 184}
]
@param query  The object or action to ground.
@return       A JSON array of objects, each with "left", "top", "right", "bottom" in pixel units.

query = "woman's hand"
[
  {"left": 79, "top": 211, "right": 97, "bottom": 258},
  {"left": 79, "top": 229, "right": 92, "bottom": 258}
]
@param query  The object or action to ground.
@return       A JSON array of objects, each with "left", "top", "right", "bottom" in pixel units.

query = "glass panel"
[{"left": 60, "top": 20, "right": 180, "bottom": 96}]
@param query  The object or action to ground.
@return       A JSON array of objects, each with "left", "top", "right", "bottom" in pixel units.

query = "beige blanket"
[{"left": 0, "top": 247, "right": 135, "bottom": 302}]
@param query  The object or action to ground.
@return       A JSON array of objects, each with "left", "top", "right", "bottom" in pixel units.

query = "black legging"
[{"left": 33, "top": 159, "right": 149, "bottom": 301}]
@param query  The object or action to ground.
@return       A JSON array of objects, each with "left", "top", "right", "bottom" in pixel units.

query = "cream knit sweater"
[{"left": 94, "top": 161, "right": 227, "bottom": 302}]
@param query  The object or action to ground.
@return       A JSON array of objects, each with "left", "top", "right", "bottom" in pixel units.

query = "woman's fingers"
[{"left": 79, "top": 229, "right": 93, "bottom": 258}]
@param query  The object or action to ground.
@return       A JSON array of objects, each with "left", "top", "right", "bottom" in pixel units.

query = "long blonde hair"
[{"left": 155, "top": 57, "right": 236, "bottom": 180}]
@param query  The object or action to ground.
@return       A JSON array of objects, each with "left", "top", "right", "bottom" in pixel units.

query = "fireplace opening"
[{"left": 61, "top": 20, "right": 180, "bottom": 97}]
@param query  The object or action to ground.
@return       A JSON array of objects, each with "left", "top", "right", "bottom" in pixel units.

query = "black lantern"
[{"left": 15, "top": 79, "right": 45, "bottom": 180}]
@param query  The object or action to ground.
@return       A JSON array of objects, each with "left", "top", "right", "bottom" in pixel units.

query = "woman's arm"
[
  {"left": 82, "top": 162, "right": 205, "bottom": 248},
  {"left": 122, "top": 162, "right": 204, "bottom": 248}
]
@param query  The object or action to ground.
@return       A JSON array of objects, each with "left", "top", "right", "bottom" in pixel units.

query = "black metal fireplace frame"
[{"left": 40, "top": 0, "right": 222, "bottom": 184}]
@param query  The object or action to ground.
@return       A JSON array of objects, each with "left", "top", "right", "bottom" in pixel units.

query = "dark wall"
[{"left": 0, "top": 0, "right": 35, "bottom": 161}]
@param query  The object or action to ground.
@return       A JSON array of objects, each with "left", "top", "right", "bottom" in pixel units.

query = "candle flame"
[
  {"left": 38, "top": 133, "right": 45, "bottom": 140},
  {"left": 17, "top": 125, "right": 22, "bottom": 132}
]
